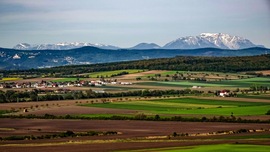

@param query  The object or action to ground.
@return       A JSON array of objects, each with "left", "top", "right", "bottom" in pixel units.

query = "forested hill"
[
  {"left": 0, "top": 46, "right": 269, "bottom": 70},
  {"left": 3, "top": 54, "right": 270, "bottom": 76}
]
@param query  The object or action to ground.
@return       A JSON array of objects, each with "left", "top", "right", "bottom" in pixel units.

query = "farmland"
[
  {"left": 51, "top": 77, "right": 83, "bottom": 82},
  {"left": 0, "top": 77, "right": 21, "bottom": 81},
  {"left": 0, "top": 68, "right": 270, "bottom": 151},
  {"left": 83, "top": 97, "right": 270, "bottom": 116},
  {"left": 138, "top": 77, "right": 270, "bottom": 88},
  {"left": 128, "top": 144, "right": 270, "bottom": 152},
  {"left": 84, "top": 69, "right": 143, "bottom": 78}
]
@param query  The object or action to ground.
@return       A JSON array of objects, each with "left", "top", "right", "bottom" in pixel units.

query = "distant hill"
[
  {"left": 0, "top": 46, "right": 269, "bottom": 70},
  {"left": 129, "top": 43, "right": 160, "bottom": 50}
]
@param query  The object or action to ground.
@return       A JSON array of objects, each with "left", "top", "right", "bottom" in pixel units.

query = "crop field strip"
[
  {"left": 138, "top": 77, "right": 270, "bottom": 88},
  {"left": 83, "top": 98, "right": 270, "bottom": 116},
  {"left": 87, "top": 69, "right": 143, "bottom": 78},
  {"left": 0, "top": 77, "right": 22, "bottom": 82},
  {"left": 124, "top": 144, "right": 270, "bottom": 152}
]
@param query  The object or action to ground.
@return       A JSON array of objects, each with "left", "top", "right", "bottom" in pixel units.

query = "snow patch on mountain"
[
  {"left": 13, "top": 42, "right": 119, "bottom": 50},
  {"left": 163, "top": 33, "right": 262, "bottom": 49}
]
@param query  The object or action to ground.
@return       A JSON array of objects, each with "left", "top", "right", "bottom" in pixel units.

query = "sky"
[{"left": 0, "top": 0, "right": 269, "bottom": 48}]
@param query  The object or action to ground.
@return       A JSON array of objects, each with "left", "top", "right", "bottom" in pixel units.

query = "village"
[{"left": 0, "top": 79, "right": 133, "bottom": 89}]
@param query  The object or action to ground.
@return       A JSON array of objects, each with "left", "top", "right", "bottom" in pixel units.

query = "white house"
[{"left": 219, "top": 90, "right": 229, "bottom": 97}]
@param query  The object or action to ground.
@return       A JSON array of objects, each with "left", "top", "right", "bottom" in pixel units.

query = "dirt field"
[
  {"left": 0, "top": 95, "right": 270, "bottom": 151},
  {"left": 0, "top": 119, "right": 269, "bottom": 152},
  {"left": 1, "top": 119, "right": 269, "bottom": 137},
  {"left": 256, "top": 70, "right": 270, "bottom": 75},
  {"left": 16, "top": 105, "right": 138, "bottom": 116}
]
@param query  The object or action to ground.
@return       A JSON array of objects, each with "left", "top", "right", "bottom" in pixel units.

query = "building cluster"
[{"left": 0, "top": 79, "right": 133, "bottom": 89}]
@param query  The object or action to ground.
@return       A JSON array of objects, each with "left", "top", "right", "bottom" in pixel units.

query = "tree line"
[
  {"left": 0, "top": 89, "right": 203, "bottom": 103},
  {"left": 1, "top": 113, "right": 269, "bottom": 124}
]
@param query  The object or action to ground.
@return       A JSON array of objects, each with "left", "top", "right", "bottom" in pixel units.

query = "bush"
[
  {"left": 266, "top": 110, "right": 270, "bottom": 115},
  {"left": 134, "top": 113, "right": 147, "bottom": 120},
  {"left": 154, "top": 114, "right": 160, "bottom": 120},
  {"left": 4, "top": 136, "right": 25, "bottom": 140}
]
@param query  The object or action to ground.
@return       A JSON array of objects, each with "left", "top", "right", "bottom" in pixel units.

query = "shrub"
[
  {"left": 4, "top": 136, "right": 25, "bottom": 140},
  {"left": 154, "top": 114, "right": 160, "bottom": 120},
  {"left": 135, "top": 113, "right": 147, "bottom": 120}
]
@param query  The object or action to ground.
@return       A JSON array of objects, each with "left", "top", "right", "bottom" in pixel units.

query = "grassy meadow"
[
  {"left": 138, "top": 77, "right": 270, "bottom": 88},
  {"left": 126, "top": 144, "right": 270, "bottom": 152},
  {"left": 83, "top": 98, "right": 270, "bottom": 116},
  {"left": 88, "top": 69, "right": 143, "bottom": 78},
  {"left": 51, "top": 77, "right": 84, "bottom": 82}
]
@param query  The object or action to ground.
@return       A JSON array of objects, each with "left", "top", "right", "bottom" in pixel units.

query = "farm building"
[{"left": 219, "top": 90, "right": 229, "bottom": 97}]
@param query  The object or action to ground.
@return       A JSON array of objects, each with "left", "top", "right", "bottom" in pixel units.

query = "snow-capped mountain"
[
  {"left": 12, "top": 33, "right": 264, "bottom": 50},
  {"left": 13, "top": 42, "right": 119, "bottom": 50},
  {"left": 129, "top": 43, "right": 160, "bottom": 50},
  {"left": 163, "top": 33, "right": 262, "bottom": 49},
  {"left": 13, "top": 43, "right": 32, "bottom": 50}
]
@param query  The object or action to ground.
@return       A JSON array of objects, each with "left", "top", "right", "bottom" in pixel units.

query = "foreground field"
[
  {"left": 0, "top": 119, "right": 269, "bottom": 152},
  {"left": 127, "top": 144, "right": 270, "bottom": 152}
]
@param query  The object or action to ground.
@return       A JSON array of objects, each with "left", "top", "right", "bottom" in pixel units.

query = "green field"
[
  {"left": 126, "top": 144, "right": 270, "bottom": 152},
  {"left": 80, "top": 114, "right": 134, "bottom": 118},
  {"left": 52, "top": 78, "right": 84, "bottom": 82},
  {"left": 139, "top": 77, "right": 270, "bottom": 88},
  {"left": 238, "top": 94, "right": 270, "bottom": 100},
  {"left": 94, "top": 85, "right": 143, "bottom": 91},
  {"left": 83, "top": 98, "right": 270, "bottom": 116},
  {"left": 225, "top": 134, "right": 270, "bottom": 139},
  {"left": 88, "top": 69, "right": 143, "bottom": 78},
  {"left": 143, "top": 70, "right": 249, "bottom": 78},
  {"left": 0, "top": 110, "right": 9, "bottom": 115}
]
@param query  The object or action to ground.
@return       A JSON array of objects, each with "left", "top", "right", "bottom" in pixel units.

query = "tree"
[
  {"left": 30, "top": 91, "right": 38, "bottom": 101},
  {"left": 136, "top": 77, "right": 142, "bottom": 81}
]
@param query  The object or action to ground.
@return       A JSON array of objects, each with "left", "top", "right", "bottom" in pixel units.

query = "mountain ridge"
[
  {"left": 163, "top": 33, "right": 261, "bottom": 49},
  {"left": 11, "top": 33, "right": 264, "bottom": 50}
]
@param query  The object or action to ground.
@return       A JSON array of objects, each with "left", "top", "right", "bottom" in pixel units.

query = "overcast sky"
[{"left": 0, "top": 0, "right": 269, "bottom": 48}]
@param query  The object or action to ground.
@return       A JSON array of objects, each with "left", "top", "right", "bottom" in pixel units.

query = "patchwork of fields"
[{"left": 1, "top": 70, "right": 270, "bottom": 152}]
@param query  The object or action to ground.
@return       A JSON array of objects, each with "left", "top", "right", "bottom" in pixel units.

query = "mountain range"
[
  {"left": 0, "top": 33, "right": 267, "bottom": 70},
  {"left": 12, "top": 33, "right": 263, "bottom": 50},
  {"left": 13, "top": 42, "right": 119, "bottom": 50}
]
